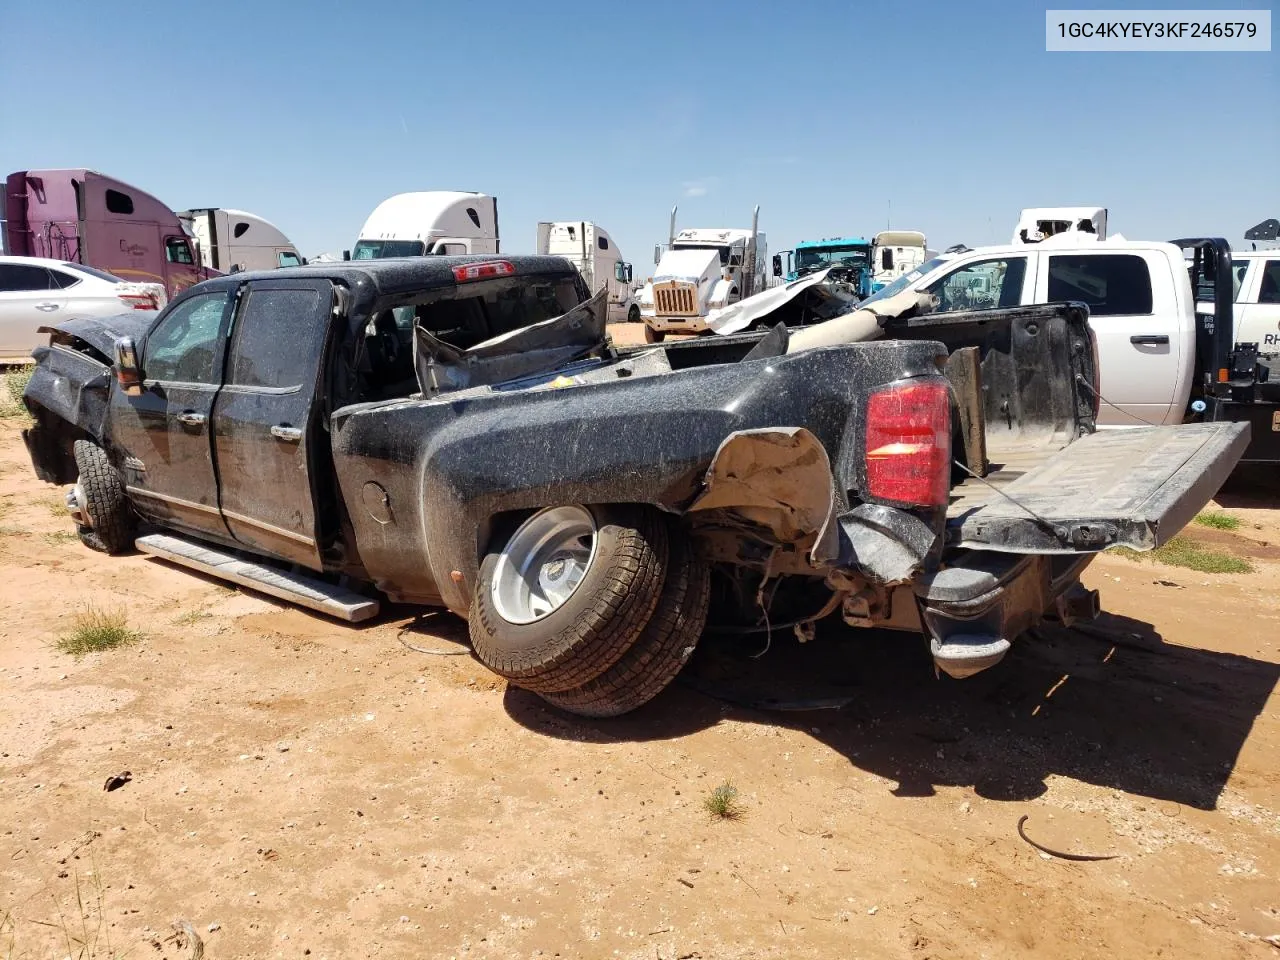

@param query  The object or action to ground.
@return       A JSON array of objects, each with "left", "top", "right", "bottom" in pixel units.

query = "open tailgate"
[{"left": 948, "top": 422, "right": 1249, "bottom": 554}]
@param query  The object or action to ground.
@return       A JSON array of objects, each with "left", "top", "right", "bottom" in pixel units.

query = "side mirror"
[
  {"left": 342, "top": 249, "right": 351, "bottom": 261},
  {"left": 626, "top": 263, "right": 633, "bottom": 283},
  {"left": 114, "top": 337, "right": 143, "bottom": 396},
  {"left": 771, "top": 254, "right": 782, "bottom": 277},
  {"left": 653, "top": 244, "right": 661, "bottom": 266},
  {"left": 301, "top": 257, "right": 309, "bottom": 266}
]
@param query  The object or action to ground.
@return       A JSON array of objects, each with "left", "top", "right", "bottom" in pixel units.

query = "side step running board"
[{"left": 135, "top": 533, "right": 381, "bottom": 623}]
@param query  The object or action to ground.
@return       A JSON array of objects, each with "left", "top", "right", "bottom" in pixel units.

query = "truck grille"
[{"left": 653, "top": 282, "right": 698, "bottom": 316}]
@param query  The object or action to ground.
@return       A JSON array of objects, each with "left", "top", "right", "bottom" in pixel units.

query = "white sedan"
[{"left": 0, "top": 256, "right": 167, "bottom": 363}]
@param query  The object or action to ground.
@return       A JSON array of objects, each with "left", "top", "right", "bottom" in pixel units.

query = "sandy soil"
[{"left": 1, "top": 409, "right": 1278, "bottom": 960}]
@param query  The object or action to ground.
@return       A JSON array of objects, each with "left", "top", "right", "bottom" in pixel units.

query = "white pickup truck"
[{"left": 854, "top": 236, "right": 1280, "bottom": 463}]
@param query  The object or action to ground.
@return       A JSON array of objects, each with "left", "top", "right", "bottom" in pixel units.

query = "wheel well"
[{"left": 25, "top": 409, "right": 90, "bottom": 485}]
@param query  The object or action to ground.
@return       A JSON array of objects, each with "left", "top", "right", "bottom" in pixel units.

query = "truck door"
[
  {"left": 163, "top": 235, "right": 203, "bottom": 295},
  {"left": 211, "top": 277, "right": 335, "bottom": 568},
  {"left": 107, "top": 287, "right": 236, "bottom": 539},
  {"left": 1237, "top": 257, "right": 1280, "bottom": 351},
  {"left": 1036, "top": 251, "right": 1180, "bottom": 426}
]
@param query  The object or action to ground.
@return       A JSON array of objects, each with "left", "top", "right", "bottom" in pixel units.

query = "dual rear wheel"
[{"left": 468, "top": 504, "right": 709, "bottom": 717}]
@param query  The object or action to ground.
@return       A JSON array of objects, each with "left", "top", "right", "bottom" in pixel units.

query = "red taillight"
[
  {"left": 864, "top": 380, "right": 952, "bottom": 507},
  {"left": 118, "top": 292, "right": 159, "bottom": 310},
  {"left": 452, "top": 260, "right": 516, "bottom": 282}
]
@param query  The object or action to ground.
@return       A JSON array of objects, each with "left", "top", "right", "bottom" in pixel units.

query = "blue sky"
[{"left": 1, "top": 0, "right": 1275, "bottom": 268}]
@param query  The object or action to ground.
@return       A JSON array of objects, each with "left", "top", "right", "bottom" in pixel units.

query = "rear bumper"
[{"left": 912, "top": 551, "right": 1096, "bottom": 678}]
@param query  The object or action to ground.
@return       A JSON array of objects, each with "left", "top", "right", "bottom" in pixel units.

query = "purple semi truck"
[{"left": 3, "top": 169, "right": 218, "bottom": 299}]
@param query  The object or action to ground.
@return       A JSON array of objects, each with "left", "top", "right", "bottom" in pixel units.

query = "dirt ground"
[{"left": 2, "top": 405, "right": 1279, "bottom": 959}]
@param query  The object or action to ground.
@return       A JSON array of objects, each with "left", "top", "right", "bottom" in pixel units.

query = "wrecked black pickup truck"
[{"left": 22, "top": 255, "right": 1248, "bottom": 717}]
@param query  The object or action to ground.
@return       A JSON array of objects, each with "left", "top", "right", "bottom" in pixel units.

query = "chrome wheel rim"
[{"left": 490, "top": 506, "right": 598, "bottom": 625}]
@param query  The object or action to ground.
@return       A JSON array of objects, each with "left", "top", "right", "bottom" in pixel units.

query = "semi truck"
[
  {"left": 3, "top": 169, "right": 215, "bottom": 298},
  {"left": 871, "top": 230, "right": 931, "bottom": 291},
  {"left": 639, "top": 205, "right": 766, "bottom": 341},
  {"left": 772, "top": 232, "right": 931, "bottom": 298},
  {"left": 535, "top": 221, "right": 639, "bottom": 324},
  {"left": 349, "top": 192, "right": 500, "bottom": 260},
  {"left": 178, "top": 208, "right": 302, "bottom": 273},
  {"left": 774, "top": 236, "right": 874, "bottom": 288}
]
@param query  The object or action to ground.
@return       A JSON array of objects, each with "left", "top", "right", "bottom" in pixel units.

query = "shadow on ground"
[{"left": 504, "top": 614, "right": 1279, "bottom": 810}]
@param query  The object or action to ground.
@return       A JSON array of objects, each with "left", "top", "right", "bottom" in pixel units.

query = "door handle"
[
  {"left": 176, "top": 411, "right": 206, "bottom": 427},
  {"left": 270, "top": 425, "right": 303, "bottom": 443},
  {"left": 35, "top": 302, "right": 59, "bottom": 312},
  {"left": 1130, "top": 334, "right": 1169, "bottom": 345}
]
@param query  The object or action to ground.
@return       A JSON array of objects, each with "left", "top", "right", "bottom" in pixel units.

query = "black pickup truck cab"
[{"left": 22, "top": 255, "right": 1249, "bottom": 717}]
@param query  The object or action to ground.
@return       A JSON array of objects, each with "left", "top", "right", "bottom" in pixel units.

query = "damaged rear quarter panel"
[{"left": 329, "top": 341, "right": 946, "bottom": 613}]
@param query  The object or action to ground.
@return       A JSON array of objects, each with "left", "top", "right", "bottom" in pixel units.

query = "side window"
[
  {"left": 0, "top": 264, "right": 57, "bottom": 291},
  {"left": 597, "top": 235, "right": 609, "bottom": 251},
  {"left": 1259, "top": 260, "right": 1280, "bottom": 304},
  {"left": 277, "top": 251, "right": 302, "bottom": 268},
  {"left": 104, "top": 189, "right": 134, "bottom": 215},
  {"left": 144, "top": 292, "right": 229, "bottom": 384},
  {"left": 165, "top": 237, "right": 194, "bottom": 265},
  {"left": 226, "top": 287, "right": 323, "bottom": 388},
  {"left": 928, "top": 257, "right": 1026, "bottom": 313},
  {"left": 48, "top": 269, "right": 82, "bottom": 289},
  {"left": 233, "top": 222, "right": 251, "bottom": 239},
  {"left": 1232, "top": 262, "right": 1251, "bottom": 301},
  {"left": 1047, "top": 254, "right": 1152, "bottom": 316},
  {"left": 881, "top": 248, "right": 893, "bottom": 271}
]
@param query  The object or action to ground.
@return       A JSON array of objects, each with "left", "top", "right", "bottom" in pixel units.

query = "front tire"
[
  {"left": 627, "top": 305, "right": 641, "bottom": 324},
  {"left": 469, "top": 504, "right": 669, "bottom": 694},
  {"left": 72, "top": 440, "right": 135, "bottom": 554},
  {"left": 643, "top": 326, "right": 665, "bottom": 343}
]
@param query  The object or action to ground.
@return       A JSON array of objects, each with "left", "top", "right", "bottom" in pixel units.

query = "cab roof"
[{"left": 193, "top": 254, "right": 579, "bottom": 299}]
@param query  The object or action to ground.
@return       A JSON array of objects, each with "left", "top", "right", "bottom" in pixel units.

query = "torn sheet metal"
[
  {"left": 38, "top": 313, "right": 151, "bottom": 360},
  {"left": 823, "top": 503, "right": 939, "bottom": 585},
  {"left": 688, "top": 427, "right": 838, "bottom": 562},
  {"left": 707, "top": 268, "right": 860, "bottom": 336},
  {"left": 414, "top": 287, "right": 608, "bottom": 395}
]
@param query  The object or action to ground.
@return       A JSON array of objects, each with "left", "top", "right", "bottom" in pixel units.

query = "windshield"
[
  {"left": 857, "top": 255, "right": 951, "bottom": 306},
  {"left": 795, "top": 247, "right": 869, "bottom": 272},
  {"left": 352, "top": 239, "right": 426, "bottom": 260},
  {"left": 672, "top": 244, "right": 731, "bottom": 266}
]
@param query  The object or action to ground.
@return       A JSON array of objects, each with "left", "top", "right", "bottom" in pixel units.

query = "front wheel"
[
  {"left": 643, "top": 326, "right": 665, "bottom": 343},
  {"left": 71, "top": 440, "right": 135, "bottom": 554},
  {"left": 627, "top": 305, "right": 641, "bottom": 324},
  {"left": 469, "top": 504, "right": 669, "bottom": 694}
]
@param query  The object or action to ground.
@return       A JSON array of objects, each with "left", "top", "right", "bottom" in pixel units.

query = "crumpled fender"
[{"left": 687, "top": 427, "right": 839, "bottom": 563}]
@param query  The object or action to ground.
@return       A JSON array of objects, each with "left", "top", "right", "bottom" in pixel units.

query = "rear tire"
[
  {"left": 541, "top": 537, "right": 710, "bottom": 718},
  {"left": 470, "top": 504, "right": 669, "bottom": 694},
  {"left": 643, "top": 326, "right": 665, "bottom": 343},
  {"left": 72, "top": 440, "right": 135, "bottom": 554}
]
